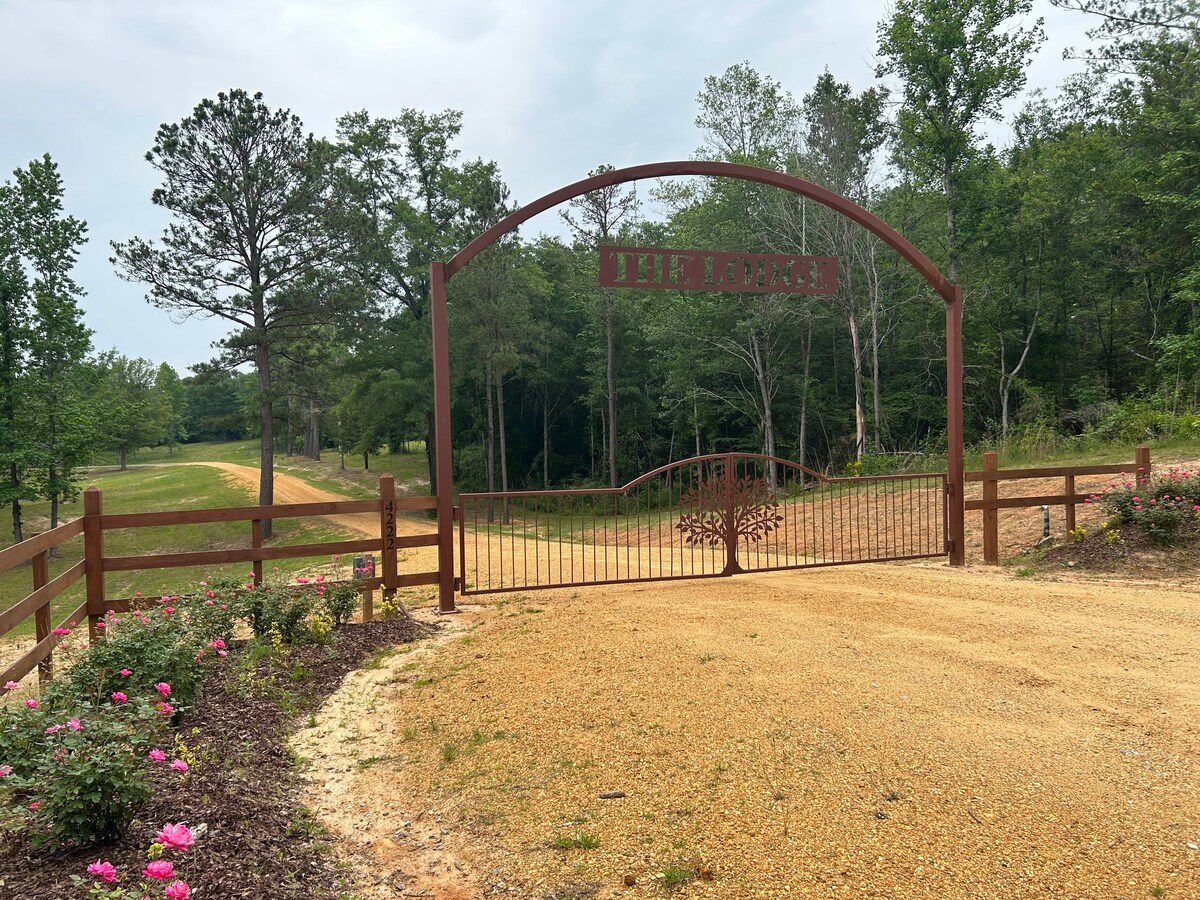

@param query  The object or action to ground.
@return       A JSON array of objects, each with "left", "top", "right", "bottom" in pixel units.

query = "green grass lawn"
[
  {"left": 89, "top": 439, "right": 431, "bottom": 499},
  {"left": 1, "top": 464, "right": 357, "bottom": 642}
]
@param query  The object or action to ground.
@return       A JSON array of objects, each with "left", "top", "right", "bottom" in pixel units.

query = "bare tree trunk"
[
  {"left": 799, "top": 320, "right": 812, "bottom": 470},
  {"left": 497, "top": 375, "right": 510, "bottom": 525},
  {"left": 693, "top": 392, "right": 701, "bottom": 457},
  {"left": 946, "top": 166, "right": 958, "bottom": 285},
  {"left": 255, "top": 337, "right": 274, "bottom": 539},
  {"left": 999, "top": 312, "right": 1039, "bottom": 441},
  {"left": 868, "top": 242, "right": 884, "bottom": 452},
  {"left": 750, "top": 330, "right": 777, "bottom": 492},
  {"left": 285, "top": 396, "right": 296, "bottom": 458},
  {"left": 119, "top": 447, "right": 127, "bottom": 471},
  {"left": 605, "top": 285, "right": 618, "bottom": 488},
  {"left": 848, "top": 309, "right": 866, "bottom": 461},
  {"left": 542, "top": 389, "right": 550, "bottom": 490},
  {"left": 337, "top": 415, "right": 345, "bottom": 471},
  {"left": 600, "top": 405, "right": 607, "bottom": 484},
  {"left": 303, "top": 398, "right": 320, "bottom": 460},
  {"left": 485, "top": 361, "right": 496, "bottom": 524}
]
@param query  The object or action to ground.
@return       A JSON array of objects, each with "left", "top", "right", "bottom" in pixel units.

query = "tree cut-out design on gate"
[{"left": 676, "top": 473, "right": 784, "bottom": 547}]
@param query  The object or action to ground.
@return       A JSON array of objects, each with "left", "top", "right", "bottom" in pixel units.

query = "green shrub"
[
  {"left": 237, "top": 585, "right": 314, "bottom": 643},
  {"left": 322, "top": 583, "right": 358, "bottom": 626},
  {"left": 0, "top": 696, "right": 164, "bottom": 847}
]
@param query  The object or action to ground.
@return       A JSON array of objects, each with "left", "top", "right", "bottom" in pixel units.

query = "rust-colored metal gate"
[{"left": 458, "top": 453, "right": 947, "bottom": 595}]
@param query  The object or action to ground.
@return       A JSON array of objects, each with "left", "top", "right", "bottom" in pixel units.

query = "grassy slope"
[{"left": 0, "top": 464, "right": 356, "bottom": 642}]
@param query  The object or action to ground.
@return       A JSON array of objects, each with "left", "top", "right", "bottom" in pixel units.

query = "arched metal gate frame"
[{"left": 428, "top": 161, "right": 965, "bottom": 612}]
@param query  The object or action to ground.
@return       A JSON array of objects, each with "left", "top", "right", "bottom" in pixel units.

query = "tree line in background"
[{"left": 3, "top": 0, "right": 1199, "bottom": 541}]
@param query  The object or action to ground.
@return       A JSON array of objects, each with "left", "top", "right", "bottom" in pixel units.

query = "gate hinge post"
[
  {"left": 945, "top": 481, "right": 955, "bottom": 497},
  {"left": 453, "top": 576, "right": 462, "bottom": 591},
  {"left": 451, "top": 505, "right": 459, "bottom": 521}
]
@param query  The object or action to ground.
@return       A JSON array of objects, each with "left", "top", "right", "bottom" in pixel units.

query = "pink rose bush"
[
  {"left": 1094, "top": 466, "right": 1200, "bottom": 548},
  {"left": 2, "top": 560, "right": 360, "bottom": 857}
]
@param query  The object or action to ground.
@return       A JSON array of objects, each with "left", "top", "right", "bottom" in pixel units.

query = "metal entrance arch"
[{"left": 428, "top": 161, "right": 965, "bottom": 611}]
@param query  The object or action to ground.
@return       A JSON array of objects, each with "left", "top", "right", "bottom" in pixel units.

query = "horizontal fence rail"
[
  {"left": 459, "top": 453, "right": 947, "bottom": 594},
  {"left": 0, "top": 520, "right": 89, "bottom": 686},
  {"left": 0, "top": 476, "right": 439, "bottom": 688},
  {"left": 965, "top": 445, "right": 1150, "bottom": 564}
]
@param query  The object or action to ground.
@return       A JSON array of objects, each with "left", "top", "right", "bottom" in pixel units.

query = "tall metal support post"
[
  {"left": 946, "top": 285, "right": 966, "bottom": 565},
  {"left": 430, "top": 262, "right": 458, "bottom": 612}
]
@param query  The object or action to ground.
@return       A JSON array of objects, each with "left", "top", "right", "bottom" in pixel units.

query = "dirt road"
[
  {"left": 187, "top": 461, "right": 434, "bottom": 540},
  {"left": 291, "top": 561, "right": 1200, "bottom": 900}
]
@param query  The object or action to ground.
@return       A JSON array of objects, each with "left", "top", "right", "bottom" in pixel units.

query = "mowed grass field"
[
  {"left": 0, "top": 462, "right": 356, "bottom": 642},
  {"left": 95, "top": 440, "right": 432, "bottom": 499}
]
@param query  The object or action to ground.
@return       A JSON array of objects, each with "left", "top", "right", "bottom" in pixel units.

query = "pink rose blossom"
[
  {"left": 296, "top": 577, "right": 308, "bottom": 584},
  {"left": 87, "top": 860, "right": 117, "bottom": 883},
  {"left": 0, "top": 765, "right": 12, "bottom": 777},
  {"left": 205, "top": 599, "right": 214, "bottom": 606},
  {"left": 119, "top": 668, "right": 132, "bottom": 677},
  {"left": 24, "top": 699, "right": 38, "bottom": 709},
  {"left": 52, "top": 627, "right": 71, "bottom": 636},
  {"left": 155, "top": 822, "right": 194, "bottom": 852},
  {"left": 134, "top": 592, "right": 142, "bottom": 598},
  {"left": 142, "top": 860, "right": 176, "bottom": 880},
  {"left": 149, "top": 749, "right": 167, "bottom": 762},
  {"left": 66, "top": 718, "right": 82, "bottom": 731},
  {"left": 28, "top": 800, "right": 41, "bottom": 811},
  {"left": 218, "top": 650, "right": 228, "bottom": 657},
  {"left": 111, "top": 691, "right": 127, "bottom": 703},
  {"left": 205, "top": 590, "right": 215, "bottom": 598},
  {"left": 164, "top": 880, "right": 190, "bottom": 900},
  {"left": 209, "top": 639, "right": 225, "bottom": 650},
  {"left": 171, "top": 759, "right": 189, "bottom": 773},
  {"left": 157, "top": 702, "right": 174, "bottom": 718},
  {"left": 155, "top": 682, "right": 171, "bottom": 698},
  {"left": 4, "top": 681, "right": 19, "bottom": 691},
  {"left": 45, "top": 724, "right": 64, "bottom": 734}
]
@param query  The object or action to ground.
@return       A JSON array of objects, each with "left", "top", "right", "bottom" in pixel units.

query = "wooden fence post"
[
  {"left": 83, "top": 487, "right": 104, "bottom": 639},
  {"left": 982, "top": 452, "right": 999, "bottom": 565},
  {"left": 1135, "top": 445, "right": 1151, "bottom": 480},
  {"left": 380, "top": 475, "right": 397, "bottom": 607},
  {"left": 362, "top": 588, "right": 374, "bottom": 623},
  {"left": 32, "top": 550, "right": 51, "bottom": 681},
  {"left": 251, "top": 519, "right": 264, "bottom": 586},
  {"left": 1064, "top": 474, "right": 1076, "bottom": 534}
]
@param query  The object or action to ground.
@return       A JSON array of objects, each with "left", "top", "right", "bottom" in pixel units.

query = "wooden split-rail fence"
[
  {"left": 0, "top": 475, "right": 437, "bottom": 687},
  {"left": 966, "top": 445, "right": 1151, "bottom": 565}
]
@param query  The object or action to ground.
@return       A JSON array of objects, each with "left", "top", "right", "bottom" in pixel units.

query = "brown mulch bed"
[
  {"left": 0, "top": 617, "right": 430, "bottom": 899},
  {"left": 1037, "top": 521, "right": 1200, "bottom": 572}
]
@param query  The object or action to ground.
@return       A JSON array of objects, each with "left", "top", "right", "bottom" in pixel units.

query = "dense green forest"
[{"left": 2, "top": 0, "right": 1199, "bottom": 542}]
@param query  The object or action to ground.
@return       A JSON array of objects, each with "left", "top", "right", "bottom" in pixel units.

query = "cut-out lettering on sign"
[{"left": 599, "top": 245, "right": 838, "bottom": 295}]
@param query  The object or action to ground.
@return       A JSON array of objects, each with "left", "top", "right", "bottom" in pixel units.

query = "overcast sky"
[{"left": 0, "top": 0, "right": 1095, "bottom": 373}]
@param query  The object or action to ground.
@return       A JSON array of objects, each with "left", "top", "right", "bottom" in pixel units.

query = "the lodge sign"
[{"left": 598, "top": 244, "right": 838, "bottom": 295}]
